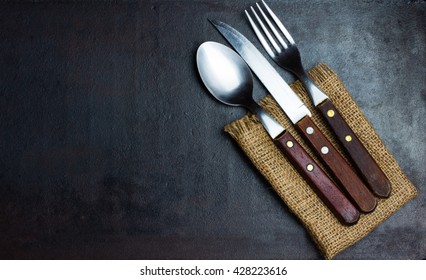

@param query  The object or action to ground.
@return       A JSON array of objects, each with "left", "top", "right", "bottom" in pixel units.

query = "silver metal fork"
[
  {"left": 245, "top": 0, "right": 328, "bottom": 106},
  {"left": 245, "top": 0, "right": 392, "bottom": 198}
]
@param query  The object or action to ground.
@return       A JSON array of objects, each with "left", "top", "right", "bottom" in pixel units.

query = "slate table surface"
[{"left": 0, "top": 0, "right": 425, "bottom": 260}]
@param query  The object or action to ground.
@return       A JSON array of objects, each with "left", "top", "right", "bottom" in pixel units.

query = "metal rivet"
[
  {"left": 321, "top": 146, "right": 329, "bottom": 154},
  {"left": 345, "top": 135, "right": 352, "bottom": 142},
  {"left": 306, "top": 127, "right": 314, "bottom": 134},
  {"left": 306, "top": 164, "right": 314, "bottom": 172},
  {"left": 327, "top": 109, "right": 335, "bottom": 117},
  {"left": 286, "top": 140, "right": 294, "bottom": 148}
]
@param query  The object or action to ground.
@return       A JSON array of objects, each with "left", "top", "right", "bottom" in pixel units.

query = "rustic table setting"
[{"left": 0, "top": 0, "right": 424, "bottom": 259}]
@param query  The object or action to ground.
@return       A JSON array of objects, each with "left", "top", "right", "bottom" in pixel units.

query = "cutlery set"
[{"left": 196, "top": 1, "right": 391, "bottom": 225}]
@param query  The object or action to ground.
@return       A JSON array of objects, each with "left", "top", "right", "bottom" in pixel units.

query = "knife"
[{"left": 210, "top": 19, "right": 377, "bottom": 213}]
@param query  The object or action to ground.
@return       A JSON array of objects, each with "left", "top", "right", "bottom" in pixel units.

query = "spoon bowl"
[
  {"left": 196, "top": 41, "right": 254, "bottom": 107},
  {"left": 196, "top": 41, "right": 284, "bottom": 139}
]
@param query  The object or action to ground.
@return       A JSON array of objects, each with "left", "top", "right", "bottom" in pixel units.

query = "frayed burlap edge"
[{"left": 224, "top": 64, "right": 418, "bottom": 259}]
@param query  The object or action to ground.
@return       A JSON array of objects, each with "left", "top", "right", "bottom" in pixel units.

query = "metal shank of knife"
[{"left": 209, "top": 19, "right": 311, "bottom": 125}]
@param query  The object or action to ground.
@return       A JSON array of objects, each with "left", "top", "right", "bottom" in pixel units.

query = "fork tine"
[
  {"left": 249, "top": 6, "right": 282, "bottom": 54},
  {"left": 255, "top": 3, "right": 288, "bottom": 49},
  {"left": 245, "top": 9, "right": 276, "bottom": 58},
  {"left": 261, "top": 0, "right": 295, "bottom": 45},
  {"left": 250, "top": 7, "right": 281, "bottom": 53}
]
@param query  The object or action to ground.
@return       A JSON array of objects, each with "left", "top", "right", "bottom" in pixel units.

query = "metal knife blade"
[{"left": 209, "top": 19, "right": 311, "bottom": 124}]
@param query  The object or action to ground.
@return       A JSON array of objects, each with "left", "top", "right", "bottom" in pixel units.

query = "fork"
[{"left": 246, "top": 0, "right": 391, "bottom": 198}]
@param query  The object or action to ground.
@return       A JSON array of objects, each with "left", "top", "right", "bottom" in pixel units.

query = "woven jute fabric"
[{"left": 224, "top": 64, "right": 417, "bottom": 259}]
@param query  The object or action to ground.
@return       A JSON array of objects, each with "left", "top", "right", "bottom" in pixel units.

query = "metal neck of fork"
[{"left": 297, "top": 71, "right": 329, "bottom": 106}]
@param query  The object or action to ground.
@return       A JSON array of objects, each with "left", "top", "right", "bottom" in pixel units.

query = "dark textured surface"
[{"left": 0, "top": 0, "right": 424, "bottom": 260}]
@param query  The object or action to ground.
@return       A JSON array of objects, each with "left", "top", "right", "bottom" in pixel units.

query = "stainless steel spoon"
[
  {"left": 196, "top": 41, "right": 283, "bottom": 138},
  {"left": 196, "top": 41, "right": 359, "bottom": 225}
]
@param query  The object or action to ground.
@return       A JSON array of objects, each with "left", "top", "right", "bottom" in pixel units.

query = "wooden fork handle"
[
  {"left": 317, "top": 99, "right": 391, "bottom": 198},
  {"left": 295, "top": 116, "right": 377, "bottom": 213},
  {"left": 274, "top": 131, "right": 360, "bottom": 225}
]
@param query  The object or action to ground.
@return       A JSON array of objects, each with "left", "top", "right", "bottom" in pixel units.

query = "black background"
[{"left": 0, "top": 0, "right": 425, "bottom": 259}]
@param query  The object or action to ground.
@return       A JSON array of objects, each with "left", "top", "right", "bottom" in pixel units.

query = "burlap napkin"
[{"left": 224, "top": 63, "right": 417, "bottom": 259}]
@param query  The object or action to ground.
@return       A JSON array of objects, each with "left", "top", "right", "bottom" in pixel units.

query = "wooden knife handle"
[
  {"left": 317, "top": 99, "right": 391, "bottom": 198},
  {"left": 274, "top": 131, "right": 360, "bottom": 225},
  {"left": 295, "top": 116, "right": 377, "bottom": 213}
]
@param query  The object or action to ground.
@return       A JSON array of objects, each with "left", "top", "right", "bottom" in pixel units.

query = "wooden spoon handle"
[{"left": 274, "top": 131, "right": 360, "bottom": 225}]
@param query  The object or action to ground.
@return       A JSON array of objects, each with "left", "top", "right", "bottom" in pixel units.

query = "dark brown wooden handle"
[
  {"left": 295, "top": 116, "right": 377, "bottom": 213},
  {"left": 317, "top": 99, "right": 391, "bottom": 198},
  {"left": 274, "top": 131, "right": 360, "bottom": 225}
]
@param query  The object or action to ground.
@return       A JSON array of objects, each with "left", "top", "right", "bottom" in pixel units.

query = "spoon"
[
  {"left": 197, "top": 40, "right": 283, "bottom": 138},
  {"left": 196, "top": 41, "right": 359, "bottom": 225}
]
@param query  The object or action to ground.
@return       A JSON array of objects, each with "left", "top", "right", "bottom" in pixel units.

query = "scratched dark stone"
[{"left": 0, "top": 0, "right": 424, "bottom": 259}]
